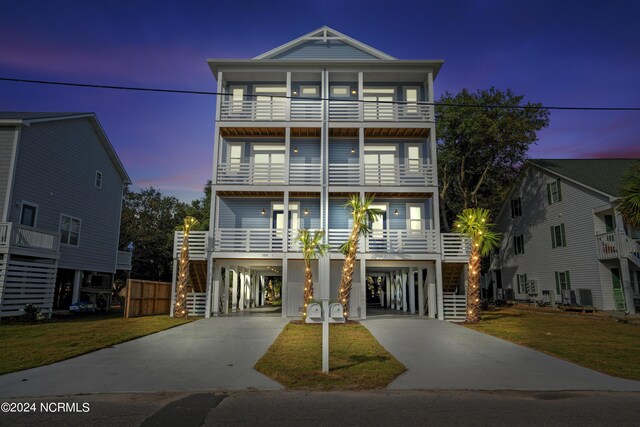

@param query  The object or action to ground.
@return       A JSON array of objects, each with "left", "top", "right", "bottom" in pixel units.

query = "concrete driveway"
[
  {"left": 362, "top": 317, "right": 640, "bottom": 391},
  {"left": 0, "top": 316, "right": 288, "bottom": 397}
]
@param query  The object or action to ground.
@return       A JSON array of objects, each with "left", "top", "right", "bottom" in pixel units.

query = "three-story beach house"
[
  {"left": 0, "top": 112, "right": 131, "bottom": 317},
  {"left": 173, "top": 27, "right": 469, "bottom": 320}
]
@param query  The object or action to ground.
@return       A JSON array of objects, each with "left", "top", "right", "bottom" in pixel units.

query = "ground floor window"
[{"left": 555, "top": 271, "right": 571, "bottom": 293}]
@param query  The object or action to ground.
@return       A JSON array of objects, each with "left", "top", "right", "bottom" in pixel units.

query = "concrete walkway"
[
  {"left": 0, "top": 317, "right": 288, "bottom": 397},
  {"left": 362, "top": 317, "right": 640, "bottom": 391}
]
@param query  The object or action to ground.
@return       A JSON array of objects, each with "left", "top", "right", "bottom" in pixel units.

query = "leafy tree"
[
  {"left": 617, "top": 162, "right": 640, "bottom": 229},
  {"left": 179, "top": 180, "right": 212, "bottom": 231},
  {"left": 297, "top": 229, "right": 330, "bottom": 320},
  {"left": 453, "top": 208, "right": 500, "bottom": 322},
  {"left": 337, "top": 195, "right": 381, "bottom": 318},
  {"left": 119, "top": 187, "right": 187, "bottom": 281},
  {"left": 436, "top": 88, "right": 550, "bottom": 230}
]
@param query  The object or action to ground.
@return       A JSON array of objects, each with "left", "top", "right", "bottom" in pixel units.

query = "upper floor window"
[
  {"left": 551, "top": 224, "right": 567, "bottom": 248},
  {"left": 20, "top": 202, "right": 38, "bottom": 227},
  {"left": 95, "top": 171, "right": 103, "bottom": 188},
  {"left": 547, "top": 179, "right": 562, "bottom": 204},
  {"left": 330, "top": 86, "right": 351, "bottom": 97},
  {"left": 406, "top": 144, "right": 421, "bottom": 173},
  {"left": 403, "top": 87, "right": 419, "bottom": 114},
  {"left": 226, "top": 142, "right": 244, "bottom": 172},
  {"left": 510, "top": 197, "right": 522, "bottom": 218},
  {"left": 513, "top": 234, "right": 525, "bottom": 255},
  {"left": 299, "top": 86, "right": 319, "bottom": 97},
  {"left": 407, "top": 204, "right": 423, "bottom": 231},
  {"left": 60, "top": 214, "right": 81, "bottom": 247}
]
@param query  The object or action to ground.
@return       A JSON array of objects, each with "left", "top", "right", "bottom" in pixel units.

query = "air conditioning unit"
[
  {"left": 503, "top": 288, "right": 515, "bottom": 302},
  {"left": 496, "top": 288, "right": 504, "bottom": 301},
  {"left": 562, "top": 289, "right": 577, "bottom": 306},
  {"left": 526, "top": 280, "right": 538, "bottom": 294},
  {"left": 576, "top": 289, "right": 593, "bottom": 307}
]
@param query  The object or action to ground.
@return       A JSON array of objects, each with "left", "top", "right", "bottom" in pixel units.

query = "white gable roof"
[{"left": 254, "top": 26, "right": 396, "bottom": 60}]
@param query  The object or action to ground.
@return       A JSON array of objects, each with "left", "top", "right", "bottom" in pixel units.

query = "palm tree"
[
  {"left": 297, "top": 229, "right": 330, "bottom": 319},
  {"left": 453, "top": 208, "right": 500, "bottom": 323},
  {"left": 617, "top": 162, "right": 640, "bottom": 229},
  {"left": 337, "top": 194, "right": 381, "bottom": 318},
  {"left": 174, "top": 216, "right": 199, "bottom": 318}
]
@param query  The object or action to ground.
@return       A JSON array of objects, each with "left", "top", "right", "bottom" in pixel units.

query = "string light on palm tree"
[
  {"left": 174, "top": 216, "right": 199, "bottom": 318},
  {"left": 337, "top": 194, "right": 381, "bottom": 318},
  {"left": 297, "top": 229, "right": 330, "bottom": 320},
  {"left": 453, "top": 208, "right": 499, "bottom": 323}
]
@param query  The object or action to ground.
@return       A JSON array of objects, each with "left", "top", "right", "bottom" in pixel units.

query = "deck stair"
[
  {"left": 443, "top": 263, "right": 464, "bottom": 293},
  {"left": 189, "top": 261, "right": 207, "bottom": 293}
]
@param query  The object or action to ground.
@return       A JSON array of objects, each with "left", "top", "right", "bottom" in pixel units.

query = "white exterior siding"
[
  {"left": 0, "top": 126, "right": 17, "bottom": 221},
  {"left": 493, "top": 166, "right": 612, "bottom": 309},
  {"left": 9, "top": 118, "right": 125, "bottom": 273}
]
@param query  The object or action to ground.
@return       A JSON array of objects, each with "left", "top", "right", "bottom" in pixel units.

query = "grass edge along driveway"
[
  {"left": 0, "top": 314, "right": 194, "bottom": 375},
  {"left": 255, "top": 321, "right": 406, "bottom": 390},
  {"left": 464, "top": 308, "right": 640, "bottom": 381}
]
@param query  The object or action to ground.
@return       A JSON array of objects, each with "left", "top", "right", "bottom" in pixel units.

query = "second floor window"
[
  {"left": 513, "top": 234, "right": 525, "bottom": 255},
  {"left": 510, "top": 197, "right": 522, "bottom": 218},
  {"left": 551, "top": 224, "right": 567, "bottom": 248},
  {"left": 547, "top": 179, "right": 562, "bottom": 204},
  {"left": 20, "top": 202, "right": 38, "bottom": 227},
  {"left": 60, "top": 215, "right": 81, "bottom": 246}
]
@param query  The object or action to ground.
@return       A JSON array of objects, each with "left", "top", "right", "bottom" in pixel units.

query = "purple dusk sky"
[{"left": 1, "top": 0, "right": 639, "bottom": 201}]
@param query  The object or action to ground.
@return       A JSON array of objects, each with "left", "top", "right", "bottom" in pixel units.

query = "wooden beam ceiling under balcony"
[
  {"left": 329, "top": 192, "right": 432, "bottom": 198},
  {"left": 216, "top": 191, "right": 284, "bottom": 197},
  {"left": 220, "top": 127, "right": 285, "bottom": 137},
  {"left": 291, "top": 128, "right": 321, "bottom": 137}
]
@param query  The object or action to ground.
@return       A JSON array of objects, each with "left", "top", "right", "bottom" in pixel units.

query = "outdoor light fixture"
[
  {"left": 294, "top": 147, "right": 298, "bottom": 153},
  {"left": 261, "top": 208, "right": 266, "bottom": 215},
  {"left": 304, "top": 209, "right": 309, "bottom": 215},
  {"left": 351, "top": 147, "right": 356, "bottom": 154},
  {"left": 293, "top": 90, "right": 298, "bottom": 95},
  {"left": 351, "top": 89, "right": 357, "bottom": 95},
  {"left": 394, "top": 209, "right": 399, "bottom": 215}
]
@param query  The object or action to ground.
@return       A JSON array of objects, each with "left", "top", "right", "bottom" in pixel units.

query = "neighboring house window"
[
  {"left": 547, "top": 179, "right": 562, "bottom": 204},
  {"left": 95, "top": 171, "right": 102, "bottom": 188},
  {"left": 20, "top": 202, "right": 38, "bottom": 227},
  {"left": 513, "top": 234, "right": 525, "bottom": 254},
  {"left": 510, "top": 197, "right": 522, "bottom": 218},
  {"left": 299, "top": 86, "right": 319, "bottom": 97},
  {"left": 555, "top": 271, "right": 571, "bottom": 293},
  {"left": 516, "top": 273, "right": 528, "bottom": 293},
  {"left": 60, "top": 215, "right": 81, "bottom": 246},
  {"left": 551, "top": 224, "right": 567, "bottom": 248}
]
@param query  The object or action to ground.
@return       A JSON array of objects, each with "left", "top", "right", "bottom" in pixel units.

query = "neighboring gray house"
[
  {"left": 173, "top": 26, "right": 470, "bottom": 321},
  {"left": 491, "top": 159, "right": 640, "bottom": 314},
  {"left": 0, "top": 113, "right": 131, "bottom": 317}
]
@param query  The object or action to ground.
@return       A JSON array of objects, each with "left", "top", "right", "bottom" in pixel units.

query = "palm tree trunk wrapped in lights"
[
  {"left": 453, "top": 208, "right": 499, "bottom": 323},
  {"left": 298, "top": 229, "right": 330, "bottom": 320},
  {"left": 173, "top": 216, "right": 199, "bottom": 318},
  {"left": 337, "top": 194, "right": 381, "bottom": 318}
]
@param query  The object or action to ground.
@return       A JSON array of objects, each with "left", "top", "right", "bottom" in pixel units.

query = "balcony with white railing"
[
  {"left": 365, "top": 229, "right": 437, "bottom": 253},
  {"left": 0, "top": 223, "right": 60, "bottom": 255},
  {"left": 329, "top": 164, "right": 361, "bottom": 186},
  {"left": 289, "top": 163, "right": 322, "bottom": 185},
  {"left": 596, "top": 232, "right": 640, "bottom": 265},
  {"left": 216, "top": 162, "right": 286, "bottom": 185},
  {"left": 441, "top": 233, "right": 471, "bottom": 261},
  {"left": 213, "top": 228, "right": 284, "bottom": 253},
  {"left": 364, "top": 163, "right": 435, "bottom": 187},
  {"left": 174, "top": 230, "right": 209, "bottom": 260},
  {"left": 218, "top": 98, "right": 432, "bottom": 123}
]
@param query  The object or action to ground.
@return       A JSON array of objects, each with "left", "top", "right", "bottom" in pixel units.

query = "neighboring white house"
[
  {"left": 491, "top": 159, "right": 640, "bottom": 314},
  {"left": 0, "top": 112, "right": 132, "bottom": 317},
  {"left": 173, "top": 26, "right": 470, "bottom": 321}
]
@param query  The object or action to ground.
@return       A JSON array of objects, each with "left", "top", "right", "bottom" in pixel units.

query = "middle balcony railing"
[
  {"left": 217, "top": 162, "right": 321, "bottom": 186},
  {"left": 328, "top": 163, "right": 435, "bottom": 186},
  {"left": 218, "top": 99, "right": 432, "bottom": 122}
]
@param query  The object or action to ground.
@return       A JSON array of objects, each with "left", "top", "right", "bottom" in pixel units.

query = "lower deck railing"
[{"left": 443, "top": 293, "right": 466, "bottom": 322}]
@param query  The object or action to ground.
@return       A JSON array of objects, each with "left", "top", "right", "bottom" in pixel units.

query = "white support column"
[
  {"left": 283, "top": 191, "right": 290, "bottom": 253},
  {"left": 170, "top": 259, "right": 178, "bottom": 317},
  {"left": 418, "top": 267, "right": 425, "bottom": 316},
  {"left": 231, "top": 267, "right": 238, "bottom": 312},
  {"left": 615, "top": 210, "right": 636, "bottom": 314},
  {"left": 281, "top": 259, "right": 288, "bottom": 318},
  {"left": 359, "top": 131, "right": 365, "bottom": 186},
  {"left": 223, "top": 266, "right": 230, "bottom": 314},
  {"left": 260, "top": 275, "right": 265, "bottom": 306},
  {"left": 402, "top": 270, "right": 408, "bottom": 312},
  {"left": 385, "top": 273, "right": 391, "bottom": 308},
  {"left": 71, "top": 270, "right": 82, "bottom": 304},
  {"left": 426, "top": 263, "right": 436, "bottom": 318},
  {"left": 360, "top": 257, "right": 367, "bottom": 319},
  {"left": 436, "top": 261, "right": 444, "bottom": 320},
  {"left": 409, "top": 269, "right": 416, "bottom": 314},
  {"left": 358, "top": 71, "right": 364, "bottom": 121},
  {"left": 285, "top": 127, "right": 291, "bottom": 186},
  {"left": 237, "top": 268, "right": 244, "bottom": 311},
  {"left": 286, "top": 71, "right": 292, "bottom": 122},
  {"left": 206, "top": 259, "right": 215, "bottom": 317}
]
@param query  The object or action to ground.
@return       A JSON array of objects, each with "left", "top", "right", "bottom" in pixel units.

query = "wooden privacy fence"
[{"left": 124, "top": 279, "right": 172, "bottom": 318}]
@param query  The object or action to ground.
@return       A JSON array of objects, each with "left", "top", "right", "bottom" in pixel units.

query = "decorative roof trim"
[{"left": 253, "top": 26, "right": 396, "bottom": 60}]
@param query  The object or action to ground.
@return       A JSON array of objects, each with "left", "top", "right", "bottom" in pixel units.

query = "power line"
[{"left": 1, "top": 76, "right": 640, "bottom": 111}]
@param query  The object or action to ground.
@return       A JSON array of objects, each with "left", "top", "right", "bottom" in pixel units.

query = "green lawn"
[
  {"left": 255, "top": 321, "right": 405, "bottom": 390},
  {"left": 465, "top": 308, "right": 640, "bottom": 381},
  {"left": 0, "top": 314, "right": 193, "bottom": 375}
]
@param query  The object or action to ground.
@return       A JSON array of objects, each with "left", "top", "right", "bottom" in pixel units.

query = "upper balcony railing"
[
  {"left": 364, "top": 163, "right": 435, "bottom": 186},
  {"left": 217, "top": 162, "right": 321, "bottom": 186},
  {"left": 595, "top": 231, "right": 640, "bottom": 265},
  {"left": 174, "top": 230, "right": 209, "bottom": 260},
  {"left": 219, "top": 99, "right": 432, "bottom": 122},
  {"left": 0, "top": 223, "right": 60, "bottom": 254}
]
